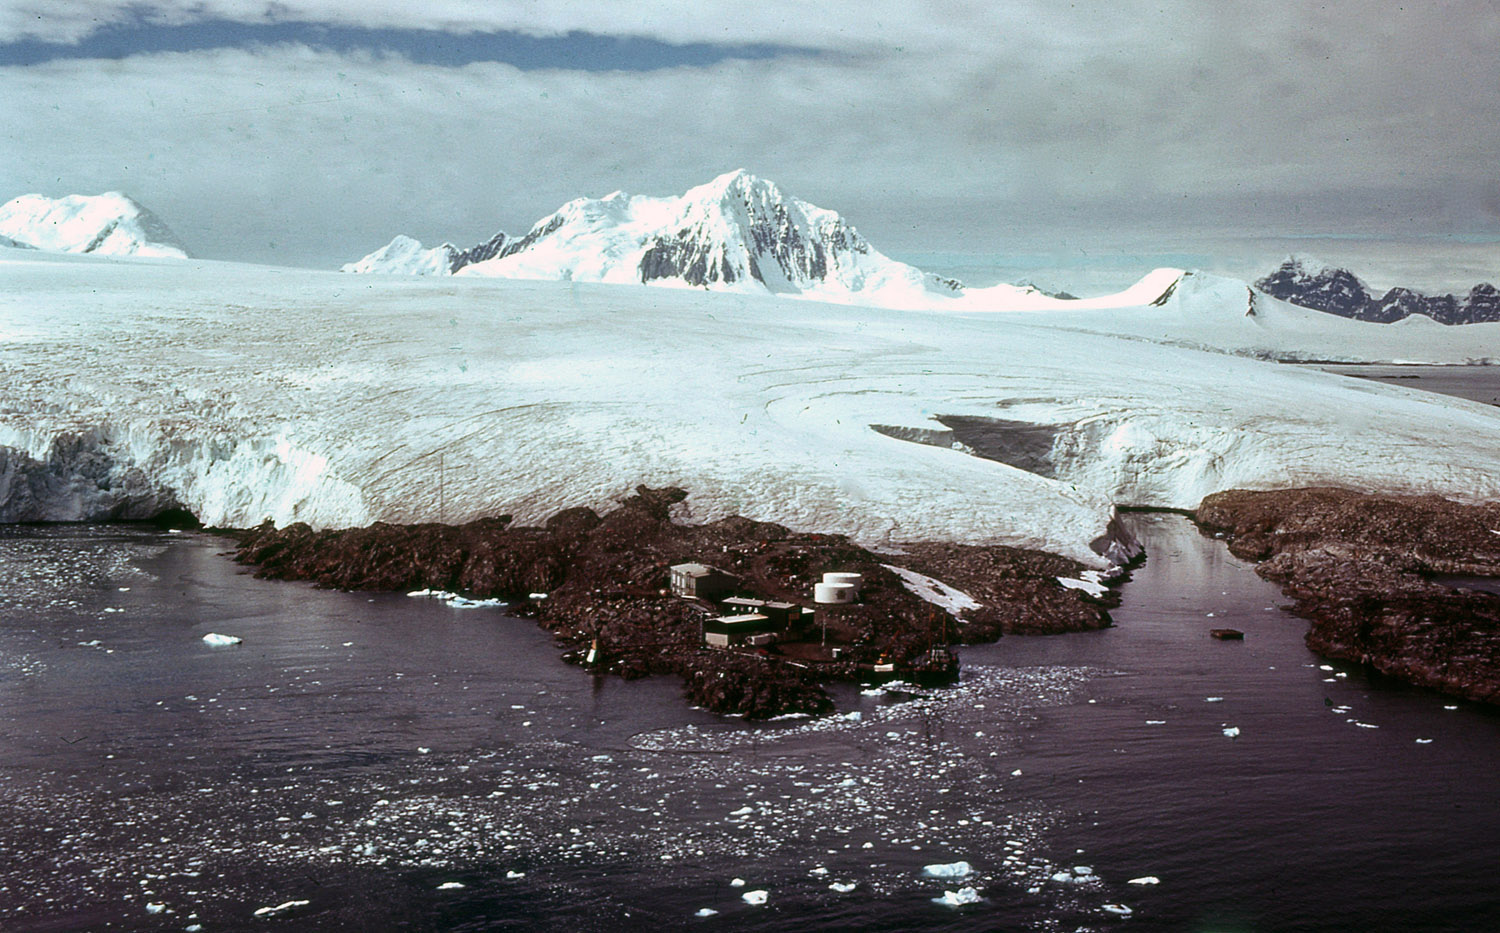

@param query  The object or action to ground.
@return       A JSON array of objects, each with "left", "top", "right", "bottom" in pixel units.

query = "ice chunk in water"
[
  {"left": 252, "top": 900, "right": 310, "bottom": 918},
  {"left": 742, "top": 889, "right": 768, "bottom": 906},
  {"left": 829, "top": 882, "right": 857, "bottom": 893},
  {"left": 694, "top": 908, "right": 719, "bottom": 917},
  {"left": 437, "top": 882, "right": 465, "bottom": 890},
  {"left": 923, "top": 861, "right": 973, "bottom": 878},
  {"left": 932, "top": 887, "right": 982, "bottom": 907},
  {"left": 1103, "top": 903, "right": 1134, "bottom": 916},
  {"left": 1128, "top": 876, "right": 1160, "bottom": 885},
  {"left": 201, "top": 633, "right": 242, "bottom": 646},
  {"left": 1222, "top": 726, "right": 1240, "bottom": 738}
]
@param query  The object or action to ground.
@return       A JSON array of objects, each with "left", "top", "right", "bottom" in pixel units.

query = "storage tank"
[
  {"left": 814, "top": 581, "right": 856, "bottom": 604},
  {"left": 822, "top": 572, "right": 863, "bottom": 594}
]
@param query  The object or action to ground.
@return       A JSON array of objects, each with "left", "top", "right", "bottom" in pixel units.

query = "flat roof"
[{"left": 711, "top": 613, "right": 771, "bottom": 626}]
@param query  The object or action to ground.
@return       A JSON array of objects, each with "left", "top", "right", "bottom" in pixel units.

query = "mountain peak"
[{"left": 0, "top": 192, "right": 190, "bottom": 258}]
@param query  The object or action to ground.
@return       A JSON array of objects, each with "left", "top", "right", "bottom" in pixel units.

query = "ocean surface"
[
  {"left": 1316, "top": 363, "right": 1500, "bottom": 407},
  {"left": 3, "top": 508, "right": 1499, "bottom": 932}
]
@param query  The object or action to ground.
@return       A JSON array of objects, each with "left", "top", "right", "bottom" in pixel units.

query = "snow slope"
[
  {"left": 996, "top": 270, "right": 1500, "bottom": 364},
  {"left": 4, "top": 251, "right": 1500, "bottom": 569},
  {"left": 340, "top": 235, "right": 457, "bottom": 275},
  {"left": 0, "top": 193, "right": 189, "bottom": 258}
]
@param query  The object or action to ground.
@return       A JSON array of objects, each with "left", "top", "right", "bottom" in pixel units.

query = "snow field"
[{"left": 2, "top": 253, "right": 1499, "bottom": 570}]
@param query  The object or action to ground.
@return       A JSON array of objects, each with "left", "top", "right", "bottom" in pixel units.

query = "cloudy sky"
[{"left": 3, "top": 1, "right": 1497, "bottom": 279}]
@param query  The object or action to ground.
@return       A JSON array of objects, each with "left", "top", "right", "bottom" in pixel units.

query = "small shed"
[
  {"left": 702, "top": 613, "right": 776, "bottom": 648},
  {"left": 670, "top": 562, "right": 738, "bottom": 600}
]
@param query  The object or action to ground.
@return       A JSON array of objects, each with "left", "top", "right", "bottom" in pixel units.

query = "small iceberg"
[
  {"left": 436, "top": 882, "right": 465, "bottom": 890},
  {"left": 829, "top": 881, "right": 857, "bottom": 893},
  {"left": 1128, "top": 876, "right": 1160, "bottom": 885},
  {"left": 932, "top": 887, "right": 982, "bottom": 907},
  {"left": 923, "top": 861, "right": 973, "bottom": 879},
  {"left": 1222, "top": 726, "right": 1240, "bottom": 738},
  {"left": 694, "top": 908, "right": 718, "bottom": 917},
  {"left": 741, "top": 889, "right": 768, "bottom": 906},
  {"left": 252, "top": 900, "right": 309, "bottom": 918},
  {"left": 1102, "top": 903, "right": 1134, "bottom": 916},
  {"left": 202, "top": 633, "right": 242, "bottom": 647}
]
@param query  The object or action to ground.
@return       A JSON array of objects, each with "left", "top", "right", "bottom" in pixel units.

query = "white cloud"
[{"left": 2, "top": 3, "right": 1497, "bottom": 268}]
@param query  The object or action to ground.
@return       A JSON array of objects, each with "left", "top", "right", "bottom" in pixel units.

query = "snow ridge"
[{"left": 0, "top": 192, "right": 189, "bottom": 258}]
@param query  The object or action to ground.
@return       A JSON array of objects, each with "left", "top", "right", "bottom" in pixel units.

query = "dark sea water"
[
  {"left": 2, "top": 514, "right": 1499, "bottom": 932},
  {"left": 1316, "top": 363, "right": 1500, "bottom": 406}
]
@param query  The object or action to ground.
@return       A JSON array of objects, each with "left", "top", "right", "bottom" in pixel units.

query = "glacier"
[
  {"left": 3, "top": 247, "right": 1500, "bottom": 569},
  {"left": 0, "top": 192, "right": 190, "bottom": 259}
]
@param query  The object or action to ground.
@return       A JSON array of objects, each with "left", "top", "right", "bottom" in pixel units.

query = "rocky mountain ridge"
[{"left": 1255, "top": 256, "right": 1500, "bottom": 325}]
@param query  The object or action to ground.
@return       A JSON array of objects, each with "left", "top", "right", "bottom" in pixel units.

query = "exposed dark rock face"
[
  {"left": 233, "top": 487, "right": 1113, "bottom": 718},
  {"left": 448, "top": 230, "right": 509, "bottom": 273},
  {"left": 1255, "top": 259, "right": 1500, "bottom": 325},
  {"left": 1196, "top": 487, "right": 1500, "bottom": 703}
]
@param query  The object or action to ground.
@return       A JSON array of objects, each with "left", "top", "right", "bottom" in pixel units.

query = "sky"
[{"left": 2, "top": 1, "right": 1498, "bottom": 283}]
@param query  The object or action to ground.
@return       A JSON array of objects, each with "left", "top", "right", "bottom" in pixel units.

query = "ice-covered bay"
[{"left": 2, "top": 250, "right": 1498, "bottom": 566}]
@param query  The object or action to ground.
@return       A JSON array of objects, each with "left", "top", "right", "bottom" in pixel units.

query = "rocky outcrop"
[
  {"left": 234, "top": 486, "right": 1114, "bottom": 717},
  {"left": 1255, "top": 258, "right": 1500, "bottom": 325},
  {"left": 1196, "top": 487, "right": 1500, "bottom": 703}
]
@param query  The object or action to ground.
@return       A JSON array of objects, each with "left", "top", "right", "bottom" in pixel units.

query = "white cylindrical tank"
[
  {"left": 814, "top": 582, "right": 856, "bottom": 604},
  {"left": 822, "top": 572, "right": 863, "bottom": 594}
]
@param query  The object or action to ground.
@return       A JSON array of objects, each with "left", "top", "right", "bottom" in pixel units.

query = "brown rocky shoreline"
[
  {"left": 231, "top": 486, "right": 1117, "bottom": 718},
  {"left": 1196, "top": 487, "right": 1500, "bottom": 704}
]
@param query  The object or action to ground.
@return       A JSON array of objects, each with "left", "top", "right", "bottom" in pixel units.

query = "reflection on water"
[{"left": 2, "top": 517, "right": 1499, "bottom": 932}]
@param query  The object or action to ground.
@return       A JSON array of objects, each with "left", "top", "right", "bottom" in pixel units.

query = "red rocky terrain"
[
  {"left": 1197, "top": 487, "right": 1500, "bottom": 704},
  {"left": 233, "top": 486, "right": 1115, "bottom": 718}
]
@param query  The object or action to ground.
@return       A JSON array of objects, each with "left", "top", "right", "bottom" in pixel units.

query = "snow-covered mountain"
[
  {"left": 343, "top": 170, "right": 971, "bottom": 306},
  {"left": 1256, "top": 256, "right": 1500, "bottom": 325},
  {"left": 0, "top": 192, "right": 190, "bottom": 259}
]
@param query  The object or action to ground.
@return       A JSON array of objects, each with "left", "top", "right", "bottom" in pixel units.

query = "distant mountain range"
[
  {"left": 5, "top": 182, "right": 1495, "bottom": 326},
  {"left": 0, "top": 192, "right": 190, "bottom": 258},
  {"left": 1255, "top": 257, "right": 1500, "bottom": 325},
  {"left": 342, "top": 169, "right": 970, "bottom": 307}
]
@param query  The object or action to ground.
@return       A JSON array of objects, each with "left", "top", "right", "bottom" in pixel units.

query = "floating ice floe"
[
  {"left": 145, "top": 902, "right": 166, "bottom": 914},
  {"left": 1222, "top": 726, "right": 1240, "bottom": 738},
  {"left": 729, "top": 878, "right": 745, "bottom": 887},
  {"left": 252, "top": 900, "right": 310, "bottom": 918},
  {"left": 829, "top": 882, "right": 857, "bottom": 893},
  {"left": 923, "top": 861, "right": 973, "bottom": 879},
  {"left": 437, "top": 882, "right": 465, "bottom": 890},
  {"left": 406, "top": 589, "right": 506, "bottom": 609},
  {"left": 1146, "top": 720, "right": 1166, "bottom": 725},
  {"left": 1128, "top": 876, "right": 1160, "bottom": 885},
  {"left": 933, "top": 886, "right": 982, "bottom": 907},
  {"left": 1205, "top": 696, "right": 1224, "bottom": 703},
  {"left": 1415, "top": 738, "right": 1434, "bottom": 744},
  {"left": 1102, "top": 903, "right": 1134, "bottom": 916},
  {"left": 1444, "top": 705, "right": 1459, "bottom": 711},
  {"left": 694, "top": 908, "right": 719, "bottom": 917},
  {"left": 201, "top": 633, "right": 242, "bottom": 646},
  {"left": 505, "top": 870, "right": 525, "bottom": 878},
  {"left": 741, "top": 889, "right": 768, "bottom": 906}
]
